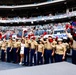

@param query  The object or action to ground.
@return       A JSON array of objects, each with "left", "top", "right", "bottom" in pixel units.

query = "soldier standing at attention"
[
  {"left": 63, "top": 37, "right": 69, "bottom": 61},
  {"left": 52, "top": 37, "right": 57, "bottom": 47},
  {"left": 24, "top": 36, "right": 30, "bottom": 66},
  {"left": 43, "top": 38, "right": 47, "bottom": 64},
  {"left": 37, "top": 40, "right": 44, "bottom": 65},
  {"left": 17, "top": 39, "right": 21, "bottom": 63},
  {"left": 43, "top": 36, "right": 54, "bottom": 64},
  {"left": 55, "top": 39, "right": 66, "bottom": 62},
  {"left": 29, "top": 36, "right": 38, "bottom": 66},
  {"left": 7, "top": 38, "right": 13, "bottom": 62},
  {"left": 22, "top": 31, "right": 30, "bottom": 66},
  {"left": 52, "top": 37, "right": 57, "bottom": 62},
  {"left": 12, "top": 38, "right": 19, "bottom": 63},
  {"left": 1, "top": 38, "right": 7, "bottom": 61}
]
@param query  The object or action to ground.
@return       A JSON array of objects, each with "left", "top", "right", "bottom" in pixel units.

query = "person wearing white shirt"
[{"left": 19, "top": 39, "right": 25, "bottom": 65}]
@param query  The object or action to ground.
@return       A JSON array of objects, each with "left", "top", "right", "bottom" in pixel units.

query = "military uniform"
[
  {"left": 44, "top": 42, "right": 47, "bottom": 64},
  {"left": 52, "top": 41, "right": 57, "bottom": 47},
  {"left": 30, "top": 39, "right": 38, "bottom": 66},
  {"left": 24, "top": 38, "right": 30, "bottom": 66},
  {"left": 37, "top": 43, "right": 44, "bottom": 65},
  {"left": 63, "top": 42, "right": 69, "bottom": 61},
  {"left": 17, "top": 40, "right": 21, "bottom": 63},
  {"left": 55, "top": 44, "right": 66, "bottom": 62},
  {"left": 7, "top": 40, "right": 13, "bottom": 62},
  {"left": 45, "top": 39, "right": 53, "bottom": 64},
  {"left": 52, "top": 40, "right": 57, "bottom": 62},
  {"left": 12, "top": 40, "right": 19, "bottom": 63},
  {"left": 1, "top": 41, "right": 7, "bottom": 61}
]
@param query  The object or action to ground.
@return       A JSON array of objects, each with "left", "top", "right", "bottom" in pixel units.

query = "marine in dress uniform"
[
  {"left": 17, "top": 39, "right": 21, "bottom": 63},
  {"left": 43, "top": 38, "right": 47, "bottom": 64},
  {"left": 55, "top": 39, "right": 66, "bottom": 62},
  {"left": 52, "top": 38, "right": 57, "bottom": 46},
  {"left": 37, "top": 40, "right": 44, "bottom": 65},
  {"left": 52, "top": 37, "right": 57, "bottom": 62},
  {"left": 44, "top": 36, "right": 54, "bottom": 64},
  {"left": 22, "top": 31, "right": 30, "bottom": 66},
  {"left": 24, "top": 36, "right": 30, "bottom": 66},
  {"left": 12, "top": 38, "right": 19, "bottom": 63},
  {"left": 29, "top": 36, "right": 38, "bottom": 66},
  {"left": 63, "top": 37, "right": 69, "bottom": 61},
  {"left": 7, "top": 38, "right": 13, "bottom": 62},
  {"left": 1, "top": 38, "right": 7, "bottom": 61}
]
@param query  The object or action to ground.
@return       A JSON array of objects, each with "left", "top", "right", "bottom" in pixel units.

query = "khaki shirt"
[
  {"left": 1, "top": 41, "right": 7, "bottom": 50},
  {"left": 63, "top": 43, "right": 69, "bottom": 49},
  {"left": 44, "top": 43, "right": 47, "bottom": 49},
  {"left": 46, "top": 41, "right": 53, "bottom": 50},
  {"left": 13, "top": 41, "right": 18, "bottom": 48},
  {"left": 72, "top": 40, "right": 76, "bottom": 49},
  {"left": 52, "top": 41, "right": 57, "bottom": 48},
  {"left": 25, "top": 39, "right": 30, "bottom": 48},
  {"left": 55, "top": 44, "right": 66, "bottom": 55},
  {"left": 38, "top": 44, "right": 44, "bottom": 53},
  {"left": 17, "top": 41, "right": 21, "bottom": 48},
  {"left": 7, "top": 40, "right": 13, "bottom": 47},
  {"left": 30, "top": 40, "right": 38, "bottom": 49}
]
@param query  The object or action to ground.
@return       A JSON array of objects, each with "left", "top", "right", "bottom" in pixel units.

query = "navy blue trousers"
[
  {"left": 45, "top": 50, "right": 53, "bottom": 64},
  {"left": 1, "top": 50, "right": 5, "bottom": 61},
  {"left": 44, "top": 49, "right": 47, "bottom": 64},
  {"left": 10, "top": 49, "right": 13, "bottom": 62},
  {"left": 30, "top": 49, "right": 36, "bottom": 66},
  {"left": 7, "top": 47, "right": 11, "bottom": 62},
  {"left": 55, "top": 54, "right": 63, "bottom": 62},
  {"left": 37, "top": 52, "right": 43, "bottom": 65},
  {"left": 13, "top": 48, "right": 18, "bottom": 63},
  {"left": 24, "top": 47, "right": 29, "bottom": 65},
  {"left": 18, "top": 47, "right": 20, "bottom": 63},
  {"left": 72, "top": 49, "right": 76, "bottom": 64}
]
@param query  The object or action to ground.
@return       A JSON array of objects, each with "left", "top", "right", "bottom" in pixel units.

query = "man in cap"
[
  {"left": 55, "top": 38, "right": 66, "bottom": 62},
  {"left": 6, "top": 37, "right": 13, "bottom": 62},
  {"left": 37, "top": 36, "right": 41, "bottom": 44},
  {"left": 43, "top": 36, "right": 54, "bottom": 64},
  {"left": 63, "top": 37, "right": 69, "bottom": 61},
  {"left": 51, "top": 36, "right": 57, "bottom": 62},
  {"left": 37, "top": 39, "right": 44, "bottom": 65},
  {"left": 23, "top": 36, "right": 30, "bottom": 66},
  {"left": 29, "top": 36, "right": 38, "bottom": 66},
  {"left": 12, "top": 37, "right": 19, "bottom": 63},
  {"left": 1, "top": 38, "right": 7, "bottom": 61}
]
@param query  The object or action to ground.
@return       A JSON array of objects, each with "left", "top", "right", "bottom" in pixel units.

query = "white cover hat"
[{"left": 58, "top": 38, "right": 63, "bottom": 41}]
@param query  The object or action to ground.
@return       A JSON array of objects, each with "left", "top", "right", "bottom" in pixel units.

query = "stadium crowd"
[
  {"left": 0, "top": 10, "right": 75, "bottom": 23},
  {"left": 0, "top": 22, "right": 66, "bottom": 39},
  {"left": 0, "top": 22, "right": 76, "bottom": 66}
]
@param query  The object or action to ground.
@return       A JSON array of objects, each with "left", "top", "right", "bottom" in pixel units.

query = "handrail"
[{"left": 0, "top": 0, "right": 65, "bottom": 9}]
